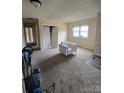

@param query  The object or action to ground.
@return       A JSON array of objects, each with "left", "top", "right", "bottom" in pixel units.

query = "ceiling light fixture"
[{"left": 30, "top": 0, "right": 42, "bottom": 8}]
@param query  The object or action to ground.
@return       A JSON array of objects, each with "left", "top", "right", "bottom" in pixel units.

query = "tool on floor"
[{"left": 22, "top": 46, "right": 55, "bottom": 93}]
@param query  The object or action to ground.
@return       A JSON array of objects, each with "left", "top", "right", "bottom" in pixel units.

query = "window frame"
[
  {"left": 72, "top": 26, "right": 80, "bottom": 37},
  {"left": 80, "top": 25, "right": 89, "bottom": 38},
  {"left": 72, "top": 25, "right": 89, "bottom": 38}
]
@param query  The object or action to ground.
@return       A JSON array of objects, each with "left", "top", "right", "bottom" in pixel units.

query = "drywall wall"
[
  {"left": 67, "top": 17, "right": 97, "bottom": 49},
  {"left": 39, "top": 19, "right": 67, "bottom": 49},
  {"left": 57, "top": 23, "right": 67, "bottom": 44},
  {"left": 94, "top": 13, "right": 101, "bottom": 56}
]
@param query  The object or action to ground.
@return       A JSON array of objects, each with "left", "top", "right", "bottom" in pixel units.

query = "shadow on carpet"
[{"left": 38, "top": 53, "right": 75, "bottom": 73}]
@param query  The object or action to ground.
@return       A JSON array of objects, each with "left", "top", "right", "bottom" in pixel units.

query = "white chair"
[{"left": 59, "top": 41, "right": 77, "bottom": 56}]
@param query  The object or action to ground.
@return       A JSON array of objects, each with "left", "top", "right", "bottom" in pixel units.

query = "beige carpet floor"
[{"left": 31, "top": 47, "right": 101, "bottom": 93}]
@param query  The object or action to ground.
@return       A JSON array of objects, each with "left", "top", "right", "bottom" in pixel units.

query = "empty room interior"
[{"left": 22, "top": 0, "right": 101, "bottom": 93}]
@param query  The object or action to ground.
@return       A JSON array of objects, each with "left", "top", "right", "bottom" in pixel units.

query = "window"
[
  {"left": 72, "top": 26, "right": 80, "bottom": 37},
  {"left": 72, "top": 25, "right": 89, "bottom": 38},
  {"left": 80, "top": 26, "right": 89, "bottom": 38},
  {"left": 25, "top": 27, "right": 34, "bottom": 43}
]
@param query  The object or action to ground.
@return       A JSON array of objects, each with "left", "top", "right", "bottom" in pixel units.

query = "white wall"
[
  {"left": 67, "top": 17, "right": 97, "bottom": 49},
  {"left": 57, "top": 23, "right": 67, "bottom": 44},
  {"left": 94, "top": 13, "right": 101, "bottom": 56}
]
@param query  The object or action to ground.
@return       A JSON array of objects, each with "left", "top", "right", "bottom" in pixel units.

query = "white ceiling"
[{"left": 22, "top": 0, "right": 101, "bottom": 23}]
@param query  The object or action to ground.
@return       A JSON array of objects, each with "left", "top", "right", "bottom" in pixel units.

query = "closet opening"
[{"left": 42, "top": 25, "right": 58, "bottom": 50}]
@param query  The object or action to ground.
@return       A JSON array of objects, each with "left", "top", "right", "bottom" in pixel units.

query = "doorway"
[
  {"left": 23, "top": 18, "right": 41, "bottom": 50},
  {"left": 42, "top": 26, "right": 58, "bottom": 50}
]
